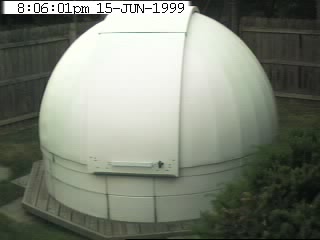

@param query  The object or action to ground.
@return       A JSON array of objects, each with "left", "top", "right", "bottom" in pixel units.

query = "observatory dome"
[{"left": 39, "top": 8, "right": 278, "bottom": 223}]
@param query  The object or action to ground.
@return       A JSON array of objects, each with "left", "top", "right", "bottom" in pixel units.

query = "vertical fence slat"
[
  {"left": 0, "top": 48, "right": 4, "bottom": 81},
  {"left": 240, "top": 17, "right": 320, "bottom": 100},
  {"left": 0, "top": 21, "right": 100, "bottom": 127}
]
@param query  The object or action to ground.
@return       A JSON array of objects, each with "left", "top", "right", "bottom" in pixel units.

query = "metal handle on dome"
[{"left": 110, "top": 161, "right": 154, "bottom": 168}]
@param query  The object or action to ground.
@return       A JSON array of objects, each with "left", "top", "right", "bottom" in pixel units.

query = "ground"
[{"left": 0, "top": 97, "right": 319, "bottom": 239}]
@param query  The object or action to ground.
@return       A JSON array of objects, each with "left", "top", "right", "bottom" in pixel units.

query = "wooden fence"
[
  {"left": 0, "top": 17, "right": 320, "bottom": 127},
  {"left": 0, "top": 21, "right": 99, "bottom": 127},
  {"left": 240, "top": 17, "right": 320, "bottom": 101}
]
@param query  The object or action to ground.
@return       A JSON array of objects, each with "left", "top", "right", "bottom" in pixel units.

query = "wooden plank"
[
  {"left": 97, "top": 219, "right": 107, "bottom": 235},
  {"left": 126, "top": 223, "right": 141, "bottom": 236},
  {"left": 111, "top": 221, "right": 127, "bottom": 236},
  {"left": 301, "top": 34, "right": 320, "bottom": 64},
  {"left": 30, "top": 162, "right": 44, "bottom": 207},
  {"left": 47, "top": 196, "right": 60, "bottom": 216},
  {"left": 35, "top": 172, "right": 49, "bottom": 211},
  {"left": 0, "top": 87, "right": 5, "bottom": 120},
  {"left": 69, "top": 21, "right": 77, "bottom": 44},
  {"left": 85, "top": 215, "right": 99, "bottom": 232},
  {"left": 3, "top": 49, "right": 12, "bottom": 80},
  {"left": 154, "top": 223, "right": 169, "bottom": 233},
  {"left": 262, "top": 32, "right": 271, "bottom": 60},
  {"left": 13, "top": 47, "right": 21, "bottom": 79},
  {"left": 71, "top": 210, "right": 86, "bottom": 226},
  {"left": 0, "top": 72, "right": 50, "bottom": 87},
  {"left": 132, "top": 229, "right": 193, "bottom": 240},
  {"left": 52, "top": 40, "right": 60, "bottom": 69},
  {"left": 0, "top": 85, "right": 11, "bottom": 120},
  {"left": 22, "top": 40, "right": 30, "bottom": 76},
  {"left": 286, "top": 66, "right": 299, "bottom": 93},
  {"left": 47, "top": 40, "right": 55, "bottom": 70},
  {"left": 0, "top": 37, "right": 69, "bottom": 50},
  {"left": 23, "top": 202, "right": 107, "bottom": 240},
  {"left": 241, "top": 27, "right": 320, "bottom": 36},
  {"left": 167, "top": 222, "right": 183, "bottom": 232},
  {"left": 41, "top": 36, "right": 49, "bottom": 73},
  {"left": 39, "top": 76, "right": 48, "bottom": 103},
  {"left": 33, "top": 78, "right": 41, "bottom": 112},
  {"left": 8, "top": 48, "right": 16, "bottom": 79},
  {"left": 33, "top": 43, "right": 40, "bottom": 77},
  {"left": 15, "top": 81, "right": 26, "bottom": 115},
  {"left": 97, "top": 219, "right": 112, "bottom": 236},
  {"left": 139, "top": 223, "right": 156, "bottom": 234},
  {"left": 25, "top": 80, "right": 34, "bottom": 114},
  {"left": 261, "top": 59, "right": 320, "bottom": 68},
  {"left": 23, "top": 161, "right": 42, "bottom": 205},
  {"left": 38, "top": 32, "right": 45, "bottom": 73},
  {"left": 14, "top": 47, "right": 26, "bottom": 78},
  {"left": 0, "top": 112, "right": 38, "bottom": 127},
  {"left": 59, "top": 204, "right": 72, "bottom": 221},
  {"left": 315, "top": 68, "right": 320, "bottom": 95},
  {"left": 30, "top": 44, "right": 36, "bottom": 75},
  {"left": 7, "top": 86, "right": 16, "bottom": 121},
  {"left": 55, "top": 39, "right": 68, "bottom": 67},
  {"left": 275, "top": 91, "right": 320, "bottom": 101},
  {"left": 0, "top": 49, "right": 4, "bottom": 81}
]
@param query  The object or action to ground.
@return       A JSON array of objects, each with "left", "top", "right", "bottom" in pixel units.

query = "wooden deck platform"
[{"left": 22, "top": 161, "right": 200, "bottom": 239}]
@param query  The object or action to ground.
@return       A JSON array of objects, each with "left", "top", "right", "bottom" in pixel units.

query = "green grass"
[
  {"left": 277, "top": 98, "right": 320, "bottom": 133},
  {"left": 0, "top": 126, "right": 42, "bottom": 179},
  {"left": 0, "top": 181, "right": 24, "bottom": 207},
  {"left": 0, "top": 213, "right": 87, "bottom": 240}
]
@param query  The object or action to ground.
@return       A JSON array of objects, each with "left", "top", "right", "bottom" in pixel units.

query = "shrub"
[{"left": 195, "top": 128, "right": 320, "bottom": 239}]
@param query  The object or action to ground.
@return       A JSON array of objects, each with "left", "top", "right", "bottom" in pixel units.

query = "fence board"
[
  {"left": 241, "top": 17, "right": 320, "bottom": 100},
  {"left": 241, "top": 27, "right": 320, "bottom": 35},
  {"left": 0, "top": 21, "right": 98, "bottom": 127},
  {"left": 302, "top": 35, "right": 320, "bottom": 63}
]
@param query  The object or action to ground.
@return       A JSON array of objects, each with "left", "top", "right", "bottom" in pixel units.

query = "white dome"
[{"left": 39, "top": 8, "right": 278, "bottom": 223}]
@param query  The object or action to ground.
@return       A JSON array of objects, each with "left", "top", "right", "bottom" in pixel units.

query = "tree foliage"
[{"left": 195, "top": 128, "right": 320, "bottom": 239}]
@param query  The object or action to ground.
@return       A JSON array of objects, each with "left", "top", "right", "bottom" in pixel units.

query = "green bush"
[{"left": 195, "top": 128, "right": 320, "bottom": 239}]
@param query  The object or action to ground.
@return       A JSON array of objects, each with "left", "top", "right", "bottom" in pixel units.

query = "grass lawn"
[
  {"left": 277, "top": 98, "right": 320, "bottom": 132},
  {"left": 0, "top": 213, "right": 87, "bottom": 240},
  {"left": 0, "top": 97, "right": 319, "bottom": 240}
]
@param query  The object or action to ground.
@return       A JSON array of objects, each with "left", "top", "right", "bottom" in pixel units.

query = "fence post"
[
  {"left": 0, "top": 47, "right": 4, "bottom": 82},
  {"left": 230, "top": 0, "right": 240, "bottom": 35}
]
